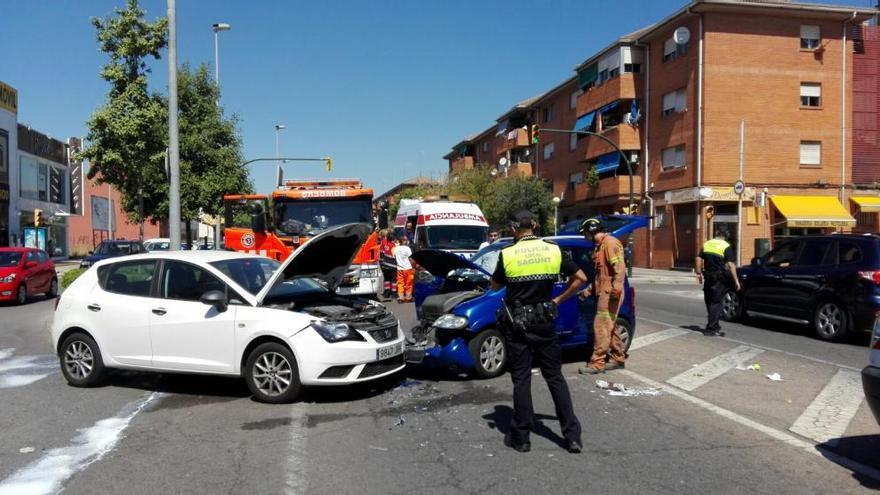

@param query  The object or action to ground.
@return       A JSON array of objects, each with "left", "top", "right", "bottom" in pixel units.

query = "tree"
[
  {"left": 485, "top": 176, "right": 556, "bottom": 236},
  {"left": 80, "top": 0, "right": 168, "bottom": 233},
  {"left": 176, "top": 63, "right": 252, "bottom": 242}
]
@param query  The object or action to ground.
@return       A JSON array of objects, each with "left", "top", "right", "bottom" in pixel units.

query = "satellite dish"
[
  {"left": 499, "top": 157, "right": 508, "bottom": 166},
  {"left": 673, "top": 27, "right": 691, "bottom": 45}
]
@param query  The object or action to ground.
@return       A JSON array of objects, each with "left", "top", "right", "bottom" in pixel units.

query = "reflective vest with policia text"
[
  {"left": 701, "top": 238, "right": 731, "bottom": 274},
  {"left": 501, "top": 238, "right": 562, "bottom": 282}
]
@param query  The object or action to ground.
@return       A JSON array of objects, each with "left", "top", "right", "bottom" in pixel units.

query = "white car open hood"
[{"left": 255, "top": 223, "right": 372, "bottom": 305}]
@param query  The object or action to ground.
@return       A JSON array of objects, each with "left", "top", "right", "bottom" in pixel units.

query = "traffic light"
[
  {"left": 325, "top": 157, "right": 333, "bottom": 171},
  {"left": 530, "top": 124, "right": 540, "bottom": 144},
  {"left": 705, "top": 205, "right": 715, "bottom": 219},
  {"left": 34, "top": 209, "right": 43, "bottom": 227}
]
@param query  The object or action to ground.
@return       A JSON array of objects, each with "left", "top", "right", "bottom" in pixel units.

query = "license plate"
[{"left": 377, "top": 342, "right": 403, "bottom": 360}]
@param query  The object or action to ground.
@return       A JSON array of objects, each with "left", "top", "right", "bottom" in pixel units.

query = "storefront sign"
[
  {"left": 68, "top": 138, "right": 83, "bottom": 215},
  {"left": 91, "top": 196, "right": 115, "bottom": 232},
  {"left": 787, "top": 219, "right": 855, "bottom": 228},
  {"left": 18, "top": 124, "right": 66, "bottom": 164},
  {"left": 0, "top": 81, "right": 17, "bottom": 114},
  {"left": 665, "top": 186, "right": 756, "bottom": 204}
]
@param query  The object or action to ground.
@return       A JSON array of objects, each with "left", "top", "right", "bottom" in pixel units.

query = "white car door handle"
[
  {"left": 87, "top": 303, "right": 101, "bottom": 312},
  {"left": 152, "top": 307, "right": 167, "bottom": 316}
]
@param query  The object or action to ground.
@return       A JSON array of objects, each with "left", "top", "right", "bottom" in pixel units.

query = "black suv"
[{"left": 722, "top": 234, "right": 880, "bottom": 342}]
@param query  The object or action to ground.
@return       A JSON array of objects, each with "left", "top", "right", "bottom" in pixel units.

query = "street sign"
[{"left": 734, "top": 180, "right": 745, "bottom": 196}]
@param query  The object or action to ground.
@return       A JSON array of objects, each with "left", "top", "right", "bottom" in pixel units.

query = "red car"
[{"left": 0, "top": 247, "right": 57, "bottom": 305}]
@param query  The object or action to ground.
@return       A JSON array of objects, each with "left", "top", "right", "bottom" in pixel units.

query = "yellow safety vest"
[
  {"left": 502, "top": 238, "right": 562, "bottom": 282},
  {"left": 702, "top": 238, "right": 731, "bottom": 258}
]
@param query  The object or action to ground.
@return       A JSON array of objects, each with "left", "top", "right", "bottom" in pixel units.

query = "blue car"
[
  {"left": 405, "top": 216, "right": 647, "bottom": 378},
  {"left": 79, "top": 240, "right": 146, "bottom": 268}
]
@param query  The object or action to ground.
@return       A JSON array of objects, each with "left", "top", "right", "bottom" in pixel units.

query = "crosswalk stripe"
[
  {"left": 629, "top": 328, "right": 689, "bottom": 351},
  {"left": 667, "top": 345, "right": 765, "bottom": 391},
  {"left": 789, "top": 369, "right": 864, "bottom": 445}
]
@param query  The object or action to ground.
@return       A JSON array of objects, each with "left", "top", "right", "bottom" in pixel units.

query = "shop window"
[
  {"left": 654, "top": 206, "right": 666, "bottom": 227},
  {"left": 800, "top": 25, "right": 820, "bottom": 50},
  {"left": 800, "top": 83, "right": 821, "bottom": 108},
  {"left": 20, "top": 156, "right": 48, "bottom": 201}
]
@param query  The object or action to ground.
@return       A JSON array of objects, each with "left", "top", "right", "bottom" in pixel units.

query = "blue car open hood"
[{"left": 411, "top": 249, "right": 491, "bottom": 278}]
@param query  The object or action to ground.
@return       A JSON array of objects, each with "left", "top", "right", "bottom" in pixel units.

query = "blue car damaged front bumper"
[{"left": 405, "top": 337, "right": 476, "bottom": 371}]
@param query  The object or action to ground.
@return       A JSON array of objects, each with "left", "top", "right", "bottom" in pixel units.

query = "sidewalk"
[
  {"left": 55, "top": 260, "right": 82, "bottom": 276},
  {"left": 629, "top": 266, "right": 697, "bottom": 286}
]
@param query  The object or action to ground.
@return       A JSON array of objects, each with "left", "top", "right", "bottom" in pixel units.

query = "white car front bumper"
[{"left": 292, "top": 325, "right": 406, "bottom": 385}]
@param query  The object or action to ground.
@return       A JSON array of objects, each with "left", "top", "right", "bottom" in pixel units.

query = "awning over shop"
[
  {"left": 595, "top": 152, "right": 620, "bottom": 174},
  {"left": 770, "top": 195, "right": 856, "bottom": 228},
  {"left": 574, "top": 112, "right": 596, "bottom": 132},
  {"left": 851, "top": 196, "right": 880, "bottom": 213}
]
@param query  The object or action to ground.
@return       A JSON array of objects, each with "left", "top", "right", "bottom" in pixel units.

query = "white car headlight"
[
  {"left": 433, "top": 314, "right": 468, "bottom": 330},
  {"left": 311, "top": 321, "right": 365, "bottom": 343},
  {"left": 0, "top": 273, "right": 15, "bottom": 283}
]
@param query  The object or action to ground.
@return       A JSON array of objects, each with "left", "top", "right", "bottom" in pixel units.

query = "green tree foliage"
[
  {"left": 80, "top": 0, "right": 168, "bottom": 223},
  {"left": 176, "top": 63, "right": 252, "bottom": 221},
  {"left": 586, "top": 164, "right": 600, "bottom": 187},
  {"left": 61, "top": 268, "right": 87, "bottom": 290}
]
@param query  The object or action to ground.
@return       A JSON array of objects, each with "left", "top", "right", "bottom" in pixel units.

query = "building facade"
[
  {"left": 444, "top": 0, "right": 878, "bottom": 269},
  {"left": 0, "top": 81, "right": 17, "bottom": 247}
]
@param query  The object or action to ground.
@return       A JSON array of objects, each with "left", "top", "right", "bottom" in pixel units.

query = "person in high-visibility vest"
[
  {"left": 490, "top": 210, "right": 586, "bottom": 454},
  {"left": 695, "top": 230, "right": 742, "bottom": 336},
  {"left": 577, "top": 218, "right": 628, "bottom": 374}
]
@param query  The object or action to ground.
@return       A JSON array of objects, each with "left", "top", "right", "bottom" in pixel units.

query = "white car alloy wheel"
[
  {"left": 59, "top": 333, "right": 105, "bottom": 387},
  {"left": 721, "top": 290, "right": 741, "bottom": 321},
  {"left": 814, "top": 301, "right": 848, "bottom": 342},
  {"left": 245, "top": 342, "right": 302, "bottom": 404},
  {"left": 253, "top": 351, "right": 293, "bottom": 397}
]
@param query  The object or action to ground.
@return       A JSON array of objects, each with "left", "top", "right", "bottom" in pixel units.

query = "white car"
[{"left": 52, "top": 224, "right": 405, "bottom": 403}]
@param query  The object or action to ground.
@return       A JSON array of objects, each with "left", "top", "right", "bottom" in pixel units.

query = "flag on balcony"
[{"left": 625, "top": 99, "right": 641, "bottom": 126}]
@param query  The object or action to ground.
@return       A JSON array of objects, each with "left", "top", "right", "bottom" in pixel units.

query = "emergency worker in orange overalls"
[{"left": 577, "top": 218, "right": 627, "bottom": 374}]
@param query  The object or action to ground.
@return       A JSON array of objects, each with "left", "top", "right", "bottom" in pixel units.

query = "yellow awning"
[
  {"left": 770, "top": 195, "right": 856, "bottom": 228},
  {"left": 851, "top": 196, "right": 880, "bottom": 213}
]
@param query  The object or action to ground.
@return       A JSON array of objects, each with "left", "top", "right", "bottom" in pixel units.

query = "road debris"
[
  {"left": 397, "top": 379, "right": 422, "bottom": 388},
  {"left": 18, "top": 447, "right": 35, "bottom": 454},
  {"left": 595, "top": 380, "right": 661, "bottom": 397},
  {"left": 735, "top": 363, "right": 762, "bottom": 371},
  {"left": 368, "top": 445, "right": 388, "bottom": 452},
  {"left": 393, "top": 415, "right": 406, "bottom": 427},
  {"left": 766, "top": 373, "right": 784, "bottom": 381}
]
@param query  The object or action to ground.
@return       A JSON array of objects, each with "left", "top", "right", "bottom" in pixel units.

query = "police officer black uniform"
[
  {"left": 490, "top": 210, "right": 587, "bottom": 453},
  {"left": 695, "top": 230, "right": 741, "bottom": 336}
]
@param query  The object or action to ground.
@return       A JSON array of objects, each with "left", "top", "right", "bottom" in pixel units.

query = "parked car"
[
  {"left": 0, "top": 247, "right": 57, "bottom": 305},
  {"left": 52, "top": 224, "right": 404, "bottom": 403},
  {"left": 143, "top": 238, "right": 171, "bottom": 251},
  {"left": 405, "top": 216, "right": 646, "bottom": 378},
  {"left": 862, "top": 313, "right": 880, "bottom": 425},
  {"left": 723, "top": 234, "right": 880, "bottom": 342},
  {"left": 80, "top": 240, "right": 147, "bottom": 268}
]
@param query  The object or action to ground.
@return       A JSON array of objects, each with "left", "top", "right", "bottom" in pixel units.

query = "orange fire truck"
[{"left": 223, "top": 179, "right": 381, "bottom": 297}]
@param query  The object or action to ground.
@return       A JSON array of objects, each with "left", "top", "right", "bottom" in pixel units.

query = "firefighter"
[
  {"left": 695, "top": 230, "right": 741, "bottom": 336},
  {"left": 490, "top": 210, "right": 585, "bottom": 454},
  {"left": 577, "top": 218, "right": 627, "bottom": 375}
]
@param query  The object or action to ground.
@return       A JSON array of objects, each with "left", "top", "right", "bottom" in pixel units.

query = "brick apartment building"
[{"left": 445, "top": 0, "right": 880, "bottom": 269}]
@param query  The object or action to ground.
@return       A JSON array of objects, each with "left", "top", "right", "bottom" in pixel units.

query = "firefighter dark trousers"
[
  {"left": 703, "top": 272, "right": 727, "bottom": 330},
  {"left": 505, "top": 324, "right": 582, "bottom": 446}
]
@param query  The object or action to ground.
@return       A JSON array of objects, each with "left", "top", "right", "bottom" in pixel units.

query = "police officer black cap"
[
  {"left": 578, "top": 217, "right": 604, "bottom": 235},
  {"left": 510, "top": 210, "right": 537, "bottom": 230}
]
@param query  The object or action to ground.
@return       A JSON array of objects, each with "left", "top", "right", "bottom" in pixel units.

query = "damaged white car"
[{"left": 52, "top": 223, "right": 405, "bottom": 403}]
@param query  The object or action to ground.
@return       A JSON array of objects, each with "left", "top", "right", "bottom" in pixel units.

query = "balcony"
[
  {"left": 568, "top": 175, "right": 642, "bottom": 205},
  {"left": 507, "top": 162, "right": 532, "bottom": 177},
  {"left": 450, "top": 156, "right": 474, "bottom": 172},
  {"left": 583, "top": 125, "right": 641, "bottom": 161},
  {"left": 497, "top": 128, "right": 530, "bottom": 155},
  {"left": 576, "top": 73, "right": 640, "bottom": 117}
]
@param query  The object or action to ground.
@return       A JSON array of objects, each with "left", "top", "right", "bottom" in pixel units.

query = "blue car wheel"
[{"left": 468, "top": 328, "right": 507, "bottom": 379}]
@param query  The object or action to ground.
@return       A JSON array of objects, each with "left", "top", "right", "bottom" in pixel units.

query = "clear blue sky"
[{"left": 1, "top": 0, "right": 871, "bottom": 196}]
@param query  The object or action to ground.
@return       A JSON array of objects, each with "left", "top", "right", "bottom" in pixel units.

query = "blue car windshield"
[
  {"left": 454, "top": 244, "right": 504, "bottom": 277},
  {"left": 96, "top": 242, "right": 132, "bottom": 255}
]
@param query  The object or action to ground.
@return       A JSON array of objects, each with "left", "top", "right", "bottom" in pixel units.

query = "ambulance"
[{"left": 394, "top": 197, "right": 489, "bottom": 258}]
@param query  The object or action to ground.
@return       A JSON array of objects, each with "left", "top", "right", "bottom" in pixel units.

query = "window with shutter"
[
  {"left": 801, "top": 25, "right": 820, "bottom": 50},
  {"left": 800, "top": 141, "right": 821, "bottom": 166},
  {"left": 543, "top": 142, "right": 555, "bottom": 160},
  {"left": 800, "top": 83, "right": 821, "bottom": 107}
]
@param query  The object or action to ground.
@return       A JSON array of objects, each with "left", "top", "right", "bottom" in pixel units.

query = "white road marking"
[
  {"left": 621, "top": 370, "right": 880, "bottom": 483},
  {"left": 0, "top": 392, "right": 160, "bottom": 495},
  {"left": 789, "top": 369, "right": 865, "bottom": 445},
  {"left": 637, "top": 316, "right": 861, "bottom": 371},
  {"left": 0, "top": 354, "right": 58, "bottom": 389},
  {"left": 629, "top": 328, "right": 689, "bottom": 351},
  {"left": 667, "top": 345, "right": 765, "bottom": 391},
  {"left": 284, "top": 404, "right": 308, "bottom": 495}
]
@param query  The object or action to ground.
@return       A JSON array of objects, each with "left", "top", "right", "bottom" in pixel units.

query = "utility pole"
[
  {"left": 167, "top": 0, "right": 181, "bottom": 250},
  {"left": 212, "top": 22, "right": 231, "bottom": 250},
  {"left": 737, "top": 119, "right": 745, "bottom": 266},
  {"left": 275, "top": 124, "right": 286, "bottom": 186}
]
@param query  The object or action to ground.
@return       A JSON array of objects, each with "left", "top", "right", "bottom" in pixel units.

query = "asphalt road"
[{"left": 0, "top": 281, "right": 878, "bottom": 494}]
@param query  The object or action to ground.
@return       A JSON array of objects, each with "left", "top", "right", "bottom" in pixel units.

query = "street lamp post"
[
  {"left": 540, "top": 128, "right": 638, "bottom": 275},
  {"left": 274, "top": 124, "right": 287, "bottom": 186},
  {"left": 552, "top": 196, "right": 561, "bottom": 235},
  {"left": 212, "top": 22, "right": 230, "bottom": 250},
  {"left": 167, "top": 0, "right": 181, "bottom": 251}
]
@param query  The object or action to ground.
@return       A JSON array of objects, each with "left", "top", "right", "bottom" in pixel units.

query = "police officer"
[
  {"left": 490, "top": 210, "right": 586, "bottom": 454},
  {"left": 577, "top": 218, "right": 628, "bottom": 375},
  {"left": 695, "top": 229, "right": 741, "bottom": 336}
]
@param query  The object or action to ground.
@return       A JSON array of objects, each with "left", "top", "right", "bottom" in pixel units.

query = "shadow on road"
[
  {"left": 482, "top": 405, "right": 567, "bottom": 449},
  {"left": 817, "top": 435, "right": 880, "bottom": 489},
  {"left": 726, "top": 316, "right": 871, "bottom": 347}
]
